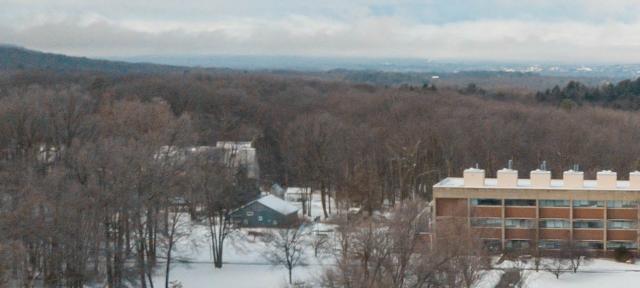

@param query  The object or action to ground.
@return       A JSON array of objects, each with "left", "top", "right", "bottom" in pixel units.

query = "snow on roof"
[
  {"left": 257, "top": 195, "right": 299, "bottom": 215},
  {"left": 285, "top": 187, "right": 308, "bottom": 194},
  {"left": 530, "top": 169, "right": 550, "bottom": 174},
  {"left": 216, "top": 141, "right": 252, "bottom": 149}
]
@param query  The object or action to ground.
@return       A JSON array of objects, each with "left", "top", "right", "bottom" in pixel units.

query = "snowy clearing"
[
  {"left": 478, "top": 258, "right": 640, "bottom": 288},
  {"left": 151, "top": 211, "right": 335, "bottom": 287}
]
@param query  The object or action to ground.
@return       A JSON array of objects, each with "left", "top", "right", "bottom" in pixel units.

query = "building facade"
[
  {"left": 433, "top": 167, "right": 640, "bottom": 254},
  {"left": 229, "top": 195, "right": 299, "bottom": 227}
]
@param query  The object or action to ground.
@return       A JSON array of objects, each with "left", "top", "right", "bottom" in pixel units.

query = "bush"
[{"left": 613, "top": 246, "right": 634, "bottom": 263}]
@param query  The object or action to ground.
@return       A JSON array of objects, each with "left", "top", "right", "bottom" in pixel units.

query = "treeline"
[
  {"left": 3, "top": 70, "right": 640, "bottom": 286},
  {"left": 0, "top": 82, "right": 258, "bottom": 287},
  {"left": 536, "top": 78, "right": 640, "bottom": 110},
  {"left": 4, "top": 71, "right": 640, "bottom": 207}
]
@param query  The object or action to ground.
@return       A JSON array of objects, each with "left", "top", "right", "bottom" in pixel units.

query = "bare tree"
[
  {"left": 563, "top": 241, "right": 590, "bottom": 273},
  {"left": 495, "top": 256, "right": 530, "bottom": 288},
  {"left": 309, "top": 225, "right": 330, "bottom": 258},
  {"left": 322, "top": 203, "right": 487, "bottom": 288},
  {"left": 188, "top": 153, "right": 235, "bottom": 269},
  {"left": 436, "top": 218, "right": 491, "bottom": 288},
  {"left": 263, "top": 222, "right": 309, "bottom": 284},
  {"left": 543, "top": 253, "right": 570, "bottom": 279},
  {"left": 162, "top": 210, "right": 190, "bottom": 288}
]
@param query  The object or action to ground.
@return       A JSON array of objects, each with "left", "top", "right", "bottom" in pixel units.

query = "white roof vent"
[
  {"left": 463, "top": 166, "right": 485, "bottom": 187},
  {"left": 497, "top": 168, "right": 518, "bottom": 187},
  {"left": 531, "top": 169, "right": 551, "bottom": 188},
  {"left": 630, "top": 171, "right": 640, "bottom": 189},
  {"left": 596, "top": 170, "right": 617, "bottom": 189},
  {"left": 563, "top": 167, "right": 584, "bottom": 188}
]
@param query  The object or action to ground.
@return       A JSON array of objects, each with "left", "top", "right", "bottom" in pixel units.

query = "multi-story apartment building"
[{"left": 433, "top": 166, "right": 640, "bottom": 254}]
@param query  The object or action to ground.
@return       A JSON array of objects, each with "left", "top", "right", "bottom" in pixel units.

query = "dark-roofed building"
[{"left": 229, "top": 195, "right": 299, "bottom": 227}]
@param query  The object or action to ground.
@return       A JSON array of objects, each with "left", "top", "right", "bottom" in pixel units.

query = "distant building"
[
  {"left": 270, "top": 183, "right": 286, "bottom": 199},
  {"left": 433, "top": 165, "right": 640, "bottom": 255},
  {"left": 229, "top": 195, "right": 299, "bottom": 227},
  {"left": 284, "top": 187, "right": 309, "bottom": 202},
  {"left": 157, "top": 141, "right": 261, "bottom": 204},
  {"left": 157, "top": 141, "right": 259, "bottom": 181},
  {"left": 215, "top": 141, "right": 259, "bottom": 180}
]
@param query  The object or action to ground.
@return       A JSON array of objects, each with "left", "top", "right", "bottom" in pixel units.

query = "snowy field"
[
  {"left": 151, "top": 219, "right": 334, "bottom": 288},
  {"left": 152, "top": 193, "right": 336, "bottom": 288},
  {"left": 523, "top": 259, "right": 640, "bottom": 288},
  {"left": 479, "top": 258, "right": 640, "bottom": 288},
  {"left": 155, "top": 220, "right": 640, "bottom": 288},
  {"left": 151, "top": 193, "right": 640, "bottom": 288}
]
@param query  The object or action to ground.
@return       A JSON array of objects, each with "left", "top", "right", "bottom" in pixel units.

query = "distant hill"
[
  {"left": 0, "top": 45, "right": 617, "bottom": 91},
  {"left": 0, "top": 45, "right": 184, "bottom": 74}
]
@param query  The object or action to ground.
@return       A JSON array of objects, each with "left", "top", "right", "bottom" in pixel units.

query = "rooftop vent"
[
  {"left": 563, "top": 165, "right": 584, "bottom": 188},
  {"left": 531, "top": 161, "right": 551, "bottom": 188},
  {"left": 463, "top": 166, "right": 485, "bottom": 187},
  {"left": 630, "top": 171, "right": 640, "bottom": 189},
  {"left": 596, "top": 170, "right": 617, "bottom": 189},
  {"left": 497, "top": 160, "right": 518, "bottom": 187}
]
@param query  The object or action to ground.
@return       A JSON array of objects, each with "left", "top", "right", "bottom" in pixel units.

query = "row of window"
[
  {"left": 471, "top": 198, "right": 638, "bottom": 208},
  {"left": 471, "top": 218, "right": 637, "bottom": 229},
  {"left": 484, "top": 239, "right": 637, "bottom": 251},
  {"left": 494, "top": 240, "right": 637, "bottom": 250}
]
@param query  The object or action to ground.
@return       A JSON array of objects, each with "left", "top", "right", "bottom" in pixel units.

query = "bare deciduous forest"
[{"left": 2, "top": 69, "right": 640, "bottom": 287}]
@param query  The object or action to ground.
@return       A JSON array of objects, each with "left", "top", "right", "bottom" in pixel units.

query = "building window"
[
  {"left": 273, "top": 220, "right": 278, "bottom": 225},
  {"left": 608, "top": 220, "right": 636, "bottom": 230},
  {"left": 539, "top": 200, "right": 570, "bottom": 207},
  {"left": 573, "top": 220, "right": 603, "bottom": 229},
  {"left": 258, "top": 216, "right": 263, "bottom": 222},
  {"left": 607, "top": 241, "right": 637, "bottom": 250},
  {"left": 471, "top": 218, "right": 502, "bottom": 228},
  {"left": 538, "top": 240, "right": 564, "bottom": 249},
  {"left": 607, "top": 200, "right": 638, "bottom": 208},
  {"left": 573, "top": 200, "right": 604, "bottom": 208},
  {"left": 471, "top": 198, "right": 502, "bottom": 206},
  {"left": 505, "top": 219, "right": 534, "bottom": 229},
  {"left": 505, "top": 240, "right": 530, "bottom": 250},
  {"left": 539, "top": 219, "right": 571, "bottom": 229},
  {"left": 246, "top": 211, "right": 254, "bottom": 216},
  {"left": 575, "top": 241, "right": 604, "bottom": 250},
  {"left": 505, "top": 199, "right": 536, "bottom": 206},
  {"left": 482, "top": 239, "right": 502, "bottom": 252}
]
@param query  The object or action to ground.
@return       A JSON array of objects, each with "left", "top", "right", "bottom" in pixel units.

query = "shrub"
[{"left": 613, "top": 246, "right": 633, "bottom": 263}]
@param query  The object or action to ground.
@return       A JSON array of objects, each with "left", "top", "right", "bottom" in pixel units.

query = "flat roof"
[{"left": 434, "top": 177, "right": 636, "bottom": 190}]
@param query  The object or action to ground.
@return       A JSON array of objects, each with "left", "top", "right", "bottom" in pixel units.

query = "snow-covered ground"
[
  {"left": 524, "top": 259, "right": 640, "bottom": 288},
  {"left": 152, "top": 192, "right": 337, "bottom": 288},
  {"left": 478, "top": 258, "right": 640, "bottom": 288},
  {"left": 153, "top": 192, "right": 640, "bottom": 288},
  {"left": 152, "top": 219, "right": 334, "bottom": 288},
  {"left": 158, "top": 220, "right": 640, "bottom": 288},
  {"left": 290, "top": 191, "right": 337, "bottom": 219}
]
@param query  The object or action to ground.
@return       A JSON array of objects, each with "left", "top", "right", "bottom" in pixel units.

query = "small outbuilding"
[{"left": 229, "top": 195, "right": 300, "bottom": 227}]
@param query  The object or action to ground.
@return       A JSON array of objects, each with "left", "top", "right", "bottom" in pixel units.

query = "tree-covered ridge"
[
  {"left": 0, "top": 45, "right": 182, "bottom": 74},
  {"left": 536, "top": 78, "right": 640, "bottom": 110}
]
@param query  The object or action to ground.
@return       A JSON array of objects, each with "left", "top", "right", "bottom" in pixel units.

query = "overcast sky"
[{"left": 3, "top": 0, "right": 640, "bottom": 63}]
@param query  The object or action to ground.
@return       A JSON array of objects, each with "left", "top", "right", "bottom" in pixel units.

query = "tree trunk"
[
  {"left": 165, "top": 241, "right": 173, "bottom": 288},
  {"left": 320, "top": 184, "right": 329, "bottom": 219},
  {"left": 214, "top": 239, "right": 224, "bottom": 268}
]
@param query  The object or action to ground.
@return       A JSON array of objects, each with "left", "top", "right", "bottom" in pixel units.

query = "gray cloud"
[{"left": 3, "top": 1, "right": 640, "bottom": 63}]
